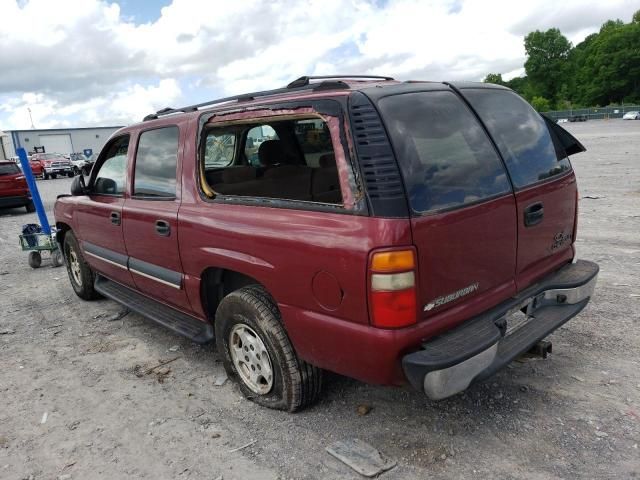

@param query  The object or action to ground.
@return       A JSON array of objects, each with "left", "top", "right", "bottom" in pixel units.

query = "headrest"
[{"left": 258, "top": 140, "right": 285, "bottom": 166}]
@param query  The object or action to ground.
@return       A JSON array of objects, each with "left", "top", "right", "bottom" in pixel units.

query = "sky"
[{"left": 0, "top": 0, "right": 638, "bottom": 131}]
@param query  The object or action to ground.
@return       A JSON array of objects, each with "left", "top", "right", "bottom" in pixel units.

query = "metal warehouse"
[{"left": 5, "top": 126, "right": 123, "bottom": 158}]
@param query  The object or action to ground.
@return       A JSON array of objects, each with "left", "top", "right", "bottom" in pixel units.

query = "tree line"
[{"left": 483, "top": 10, "right": 640, "bottom": 111}]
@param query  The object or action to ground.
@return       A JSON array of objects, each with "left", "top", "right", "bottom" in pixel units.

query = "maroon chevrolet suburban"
[{"left": 54, "top": 76, "right": 598, "bottom": 411}]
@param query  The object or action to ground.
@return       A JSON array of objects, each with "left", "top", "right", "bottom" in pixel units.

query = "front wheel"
[
  {"left": 63, "top": 231, "right": 100, "bottom": 300},
  {"left": 215, "top": 285, "right": 323, "bottom": 412},
  {"left": 67, "top": 171, "right": 74, "bottom": 178}
]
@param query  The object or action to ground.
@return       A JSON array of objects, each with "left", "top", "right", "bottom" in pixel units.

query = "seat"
[{"left": 311, "top": 153, "right": 342, "bottom": 203}]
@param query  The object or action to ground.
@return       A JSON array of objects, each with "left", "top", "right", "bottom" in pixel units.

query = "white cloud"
[{"left": 0, "top": 0, "right": 637, "bottom": 129}]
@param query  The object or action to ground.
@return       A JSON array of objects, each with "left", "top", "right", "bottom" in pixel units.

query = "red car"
[
  {"left": 0, "top": 161, "right": 35, "bottom": 212},
  {"left": 31, "top": 153, "right": 73, "bottom": 179},
  {"left": 54, "top": 76, "right": 598, "bottom": 411},
  {"left": 27, "top": 158, "right": 44, "bottom": 177}
]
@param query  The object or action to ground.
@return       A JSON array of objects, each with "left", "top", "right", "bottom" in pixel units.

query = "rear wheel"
[
  {"left": 63, "top": 231, "right": 100, "bottom": 300},
  {"left": 25, "top": 200, "right": 35, "bottom": 213},
  {"left": 28, "top": 251, "right": 41, "bottom": 269},
  {"left": 215, "top": 285, "right": 323, "bottom": 411},
  {"left": 43, "top": 172, "right": 49, "bottom": 180},
  {"left": 51, "top": 173, "right": 57, "bottom": 179}
]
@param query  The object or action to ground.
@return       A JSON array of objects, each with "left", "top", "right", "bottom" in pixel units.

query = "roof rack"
[
  {"left": 143, "top": 74, "right": 393, "bottom": 121},
  {"left": 286, "top": 75, "right": 394, "bottom": 89}
]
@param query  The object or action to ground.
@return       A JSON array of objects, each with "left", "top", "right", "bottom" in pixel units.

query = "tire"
[
  {"left": 28, "top": 251, "right": 42, "bottom": 269},
  {"left": 215, "top": 285, "right": 323, "bottom": 412},
  {"left": 67, "top": 171, "right": 74, "bottom": 178},
  {"left": 25, "top": 200, "right": 35, "bottom": 213},
  {"left": 43, "top": 172, "right": 49, "bottom": 180},
  {"left": 51, "top": 173, "right": 57, "bottom": 179},
  {"left": 51, "top": 249, "right": 64, "bottom": 267},
  {"left": 63, "top": 231, "right": 100, "bottom": 300}
]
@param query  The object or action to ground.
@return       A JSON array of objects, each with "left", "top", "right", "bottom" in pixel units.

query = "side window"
[
  {"left": 205, "top": 132, "right": 236, "bottom": 167},
  {"left": 245, "top": 125, "right": 278, "bottom": 167},
  {"left": 133, "top": 127, "right": 179, "bottom": 197},
  {"left": 93, "top": 136, "right": 129, "bottom": 195},
  {"left": 464, "top": 89, "right": 571, "bottom": 189},
  {"left": 201, "top": 117, "right": 342, "bottom": 205},
  {"left": 378, "top": 91, "right": 511, "bottom": 213}
]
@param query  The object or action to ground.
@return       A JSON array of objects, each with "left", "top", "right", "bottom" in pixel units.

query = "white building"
[{"left": 5, "top": 126, "right": 123, "bottom": 158}]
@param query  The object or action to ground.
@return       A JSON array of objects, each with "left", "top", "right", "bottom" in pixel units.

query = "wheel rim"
[
  {"left": 229, "top": 323, "right": 273, "bottom": 395},
  {"left": 69, "top": 249, "right": 82, "bottom": 286}
]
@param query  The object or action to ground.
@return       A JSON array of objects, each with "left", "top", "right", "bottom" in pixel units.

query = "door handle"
[
  {"left": 110, "top": 211, "right": 120, "bottom": 225},
  {"left": 524, "top": 202, "right": 544, "bottom": 227},
  {"left": 155, "top": 220, "right": 171, "bottom": 237}
]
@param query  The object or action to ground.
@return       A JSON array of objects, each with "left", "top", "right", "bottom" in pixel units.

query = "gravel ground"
[{"left": 0, "top": 120, "right": 638, "bottom": 480}]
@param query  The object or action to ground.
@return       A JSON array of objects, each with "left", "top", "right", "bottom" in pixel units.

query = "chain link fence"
[{"left": 543, "top": 105, "right": 640, "bottom": 121}]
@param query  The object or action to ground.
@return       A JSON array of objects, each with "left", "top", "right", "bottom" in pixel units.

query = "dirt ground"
[{"left": 0, "top": 119, "right": 638, "bottom": 480}]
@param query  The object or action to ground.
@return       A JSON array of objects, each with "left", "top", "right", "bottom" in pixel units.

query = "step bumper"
[{"left": 402, "top": 260, "right": 599, "bottom": 400}]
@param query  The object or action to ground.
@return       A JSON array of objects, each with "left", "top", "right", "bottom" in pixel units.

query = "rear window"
[
  {"left": 378, "top": 91, "right": 511, "bottom": 214},
  {"left": 463, "top": 89, "right": 571, "bottom": 189},
  {"left": 0, "top": 163, "right": 20, "bottom": 175}
]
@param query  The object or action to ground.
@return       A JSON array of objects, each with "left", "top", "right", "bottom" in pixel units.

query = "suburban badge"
[{"left": 424, "top": 283, "right": 480, "bottom": 311}]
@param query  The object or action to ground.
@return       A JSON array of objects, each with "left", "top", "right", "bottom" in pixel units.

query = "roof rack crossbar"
[{"left": 143, "top": 77, "right": 361, "bottom": 121}]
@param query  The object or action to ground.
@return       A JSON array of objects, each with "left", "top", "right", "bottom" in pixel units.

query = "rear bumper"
[
  {"left": 0, "top": 195, "right": 30, "bottom": 208},
  {"left": 402, "top": 260, "right": 599, "bottom": 400}
]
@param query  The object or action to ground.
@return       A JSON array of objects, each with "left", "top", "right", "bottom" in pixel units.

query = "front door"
[
  {"left": 76, "top": 135, "right": 135, "bottom": 287},
  {"left": 122, "top": 125, "right": 192, "bottom": 312}
]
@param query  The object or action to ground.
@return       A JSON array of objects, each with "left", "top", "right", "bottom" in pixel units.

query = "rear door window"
[
  {"left": 463, "top": 89, "right": 571, "bottom": 189},
  {"left": 378, "top": 91, "right": 511, "bottom": 214}
]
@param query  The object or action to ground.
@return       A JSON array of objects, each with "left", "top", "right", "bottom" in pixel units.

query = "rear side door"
[
  {"left": 461, "top": 87, "right": 582, "bottom": 289},
  {"left": 376, "top": 89, "right": 518, "bottom": 321},
  {"left": 122, "top": 125, "right": 192, "bottom": 312},
  {"left": 75, "top": 135, "right": 135, "bottom": 287}
]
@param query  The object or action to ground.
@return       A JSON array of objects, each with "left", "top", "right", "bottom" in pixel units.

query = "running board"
[{"left": 94, "top": 275, "right": 214, "bottom": 343}]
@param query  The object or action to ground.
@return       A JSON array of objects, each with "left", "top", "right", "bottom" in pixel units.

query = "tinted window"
[
  {"left": 133, "top": 127, "right": 179, "bottom": 197},
  {"left": 204, "top": 132, "right": 236, "bottom": 167},
  {"left": 0, "top": 163, "right": 20, "bottom": 175},
  {"left": 378, "top": 91, "right": 511, "bottom": 214},
  {"left": 464, "top": 89, "right": 571, "bottom": 188},
  {"left": 93, "top": 136, "right": 128, "bottom": 195}
]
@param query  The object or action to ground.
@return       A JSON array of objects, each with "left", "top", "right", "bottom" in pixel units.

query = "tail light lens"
[{"left": 369, "top": 248, "right": 417, "bottom": 328}]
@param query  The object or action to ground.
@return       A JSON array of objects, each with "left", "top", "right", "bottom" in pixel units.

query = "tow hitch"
[{"left": 527, "top": 340, "right": 553, "bottom": 359}]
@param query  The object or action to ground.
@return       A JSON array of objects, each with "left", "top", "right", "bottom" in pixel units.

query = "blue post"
[{"left": 17, "top": 147, "right": 51, "bottom": 235}]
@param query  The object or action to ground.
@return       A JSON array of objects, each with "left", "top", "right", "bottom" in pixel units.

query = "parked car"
[
  {"left": 54, "top": 76, "right": 598, "bottom": 411},
  {"left": 69, "top": 152, "right": 88, "bottom": 175},
  {"left": 31, "top": 153, "right": 73, "bottom": 179},
  {"left": 0, "top": 161, "right": 35, "bottom": 212},
  {"left": 622, "top": 111, "right": 640, "bottom": 120},
  {"left": 569, "top": 114, "right": 588, "bottom": 122}
]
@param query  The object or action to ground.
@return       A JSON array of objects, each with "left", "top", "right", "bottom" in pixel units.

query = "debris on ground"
[
  {"left": 0, "top": 329, "right": 16, "bottom": 335},
  {"left": 582, "top": 195, "right": 606, "bottom": 199},
  {"left": 228, "top": 439, "right": 256, "bottom": 453},
  {"left": 41, "top": 412, "right": 48, "bottom": 424},
  {"left": 213, "top": 372, "right": 228, "bottom": 386},
  {"left": 105, "top": 309, "right": 130, "bottom": 322},
  {"left": 156, "top": 367, "right": 171, "bottom": 383},
  {"left": 326, "top": 438, "right": 396, "bottom": 477},
  {"left": 356, "top": 404, "right": 372, "bottom": 416},
  {"left": 168, "top": 345, "right": 180, "bottom": 352}
]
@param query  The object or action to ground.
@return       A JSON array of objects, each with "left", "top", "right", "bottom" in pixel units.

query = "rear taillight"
[{"left": 368, "top": 248, "right": 417, "bottom": 328}]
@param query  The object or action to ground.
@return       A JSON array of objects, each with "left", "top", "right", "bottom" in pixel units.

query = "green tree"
[
  {"left": 530, "top": 96, "right": 551, "bottom": 112},
  {"left": 483, "top": 73, "right": 505, "bottom": 85},
  {"left": 524, "top": 28, "right": 572, "bottom": 103}
]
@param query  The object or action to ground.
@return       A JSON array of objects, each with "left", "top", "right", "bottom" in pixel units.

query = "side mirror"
[{"left": 70, "top": 175, "right": 88, "bottom": 196}]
